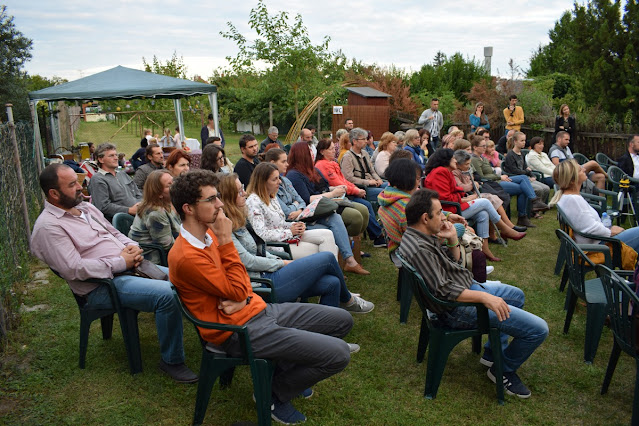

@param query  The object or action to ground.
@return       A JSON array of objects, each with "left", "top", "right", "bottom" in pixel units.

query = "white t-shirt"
[{"left": 557, "top": 194, "right": 611, "bottom": 245}]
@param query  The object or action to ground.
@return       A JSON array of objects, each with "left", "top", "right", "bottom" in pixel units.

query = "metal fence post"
[{"left": 5, "top": 104, "right": 32, "bottom": 247}]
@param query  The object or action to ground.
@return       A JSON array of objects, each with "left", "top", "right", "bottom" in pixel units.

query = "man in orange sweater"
[{"left": 168, "top": 170, "right": 354, "bottom": 424}]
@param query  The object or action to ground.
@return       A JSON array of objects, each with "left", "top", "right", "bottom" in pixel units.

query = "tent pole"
[{"left": 209, "top": 93, "right": 220, "bottom": 137}]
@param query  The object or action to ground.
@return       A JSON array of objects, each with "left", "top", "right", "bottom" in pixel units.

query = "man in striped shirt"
[{"left": 398, "top": 189, "right": 548, "bottom": 399}]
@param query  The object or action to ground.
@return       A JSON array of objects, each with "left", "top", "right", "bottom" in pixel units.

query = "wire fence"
[{"left": 0, "top": 120, "right": 43, "bottom": 344}]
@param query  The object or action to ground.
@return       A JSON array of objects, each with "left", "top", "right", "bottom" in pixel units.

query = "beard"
[{"left": 58, "top": 190, "right": 83, "bottom": 209}]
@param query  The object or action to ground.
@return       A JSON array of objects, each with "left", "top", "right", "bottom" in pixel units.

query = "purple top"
[{"left": 31, "top": 201, "right": 138, "bottom": 295}]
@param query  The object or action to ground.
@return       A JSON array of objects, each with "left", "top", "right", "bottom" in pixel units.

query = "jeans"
[
  {"left": 499, "top": 175, "right": 536, "bottom": 217},
  {"left": 222, "top": 303, "right": 353, "bottom": 403},
  {"left": 616, "top": 227, "right": 639, "bottom": 253},
  {"left": 461, "top": 198, "right": 501, "bottom": 238},
  {"left": 263, "top": 252, "right": 352, "bottom": 306},
  {"left": 364, "top": 182, "right": 389, "bottom": 204},
  {"left": 307, "top": 212, "right": 354, "bottom": 259},
  {"left": 351, "top": 196, "right": 383, "bottom": 238},
  {"left": 440, "top": 281, "right": 548, "bottom": 373},
  {"left": 86, "top": 266, "right": 185, "bottom": 364}
]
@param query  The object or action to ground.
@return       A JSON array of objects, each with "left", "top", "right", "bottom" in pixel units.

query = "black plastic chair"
[
  {"left": 595, "top": 265, "right": 639, "bottom": 426},
  {"left": 172, "top": 285, "right": 275, "bottom": 426},
  {"left": 556, "top": 229, "right": 611, "bottom": 363},
  {"left": 112, "top": 212, "right": 168, "bottom": 266},
  {"left": 395, "top": 252, "right": 504, "bottom": 403},
  {"left": 390, "top": 250, "right": 412, "bottom": 324},
  {"left": 52, "top": 270, "right": 142, "bottom": 374}
]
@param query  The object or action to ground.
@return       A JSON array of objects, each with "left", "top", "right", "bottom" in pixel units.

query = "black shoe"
[
  {"left": 512, "top": 225, "right": 527, "bottom": 232},
  {"left": 373, "top": 235, "right": 387, "bottom": 248},
  {"left": 488, "top": 237, "right": 506, "bottom": 245},
  {"left": 159, "top": 360, "right": 198, "bottom": 383},
  {"left": 487, "top": 367, "right": 531, "bottom": 399}
]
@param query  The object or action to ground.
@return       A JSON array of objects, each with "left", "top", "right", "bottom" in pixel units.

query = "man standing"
[
  {"left": 168, "top": 170, "right": 354, "bottom": 423},
  {"left": 344, "top": 118, "right": 354, "bottom": 132},
  {"left": 88, "top": 143, "right": 141, "bottom": 221},
  {"left": 31, "top": 163, "right": 197, "bottom": 383},
  {"left": 418, "top": 98, "right": 444, "bottom": 150},
  {"left": 234, "top": 134, "right": 260, "bottom": 188},
  {"left": 399, "top": 189, "right": 548, "bottom": 398},
  {"left": 259, "top": 126, "right": 284, "bottom": 153},
  {"left": 503, "top": 95, "right": 524, "bottom": 133},
  {"left": 549, "top": 131, "right": 606, "bottom": 188},
  {"left": 616, "top": 135, "right": 639, "bottom": 179},
  {"left": 133, "top": 143, "right": 165, "bottom": 190},
  {"left": 299, "top": 128, "right": 316, "bottom": 160}
]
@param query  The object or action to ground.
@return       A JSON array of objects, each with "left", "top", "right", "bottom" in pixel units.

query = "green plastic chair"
[
  {"left": 595, "top": 152, "right": 617, "bottom": 171},
  {"left": 395, "top": 252, "right": 504, "bottom": 403},
  {"left": 556, "top": 229, "right": 612, "bottom": 363},
  {"left": 173, "top": 283, "right": 276, "bottom": 426},
  {"left": 52, "top": 270, "right": 142, "bottom": 374},
  {"left": 573, "top": 152, "right": 589, "bottom": 165},
  {"left": 112, "top": 212, "right": 168, "bottom": 266},
  {"left": 594, "top": 265, "right": 639, "bottom": 426},
  {"left": 389, "top": 250, "right": 412, "bottom": 324}
]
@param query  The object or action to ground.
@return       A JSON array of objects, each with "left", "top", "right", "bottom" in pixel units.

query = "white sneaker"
[
  {"left": 341, "top": 295, "right": 374, "bottom": 314},
  {"left": 347, "top": 343, "right": 360, "bottom": 353},
  {"left": 486, "top": 266, "right": 494, "bottom": 275}
]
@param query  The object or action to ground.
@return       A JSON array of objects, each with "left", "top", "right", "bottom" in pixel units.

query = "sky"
[{"left": 5, "top": 0, "right": 579, "bottom": 83}]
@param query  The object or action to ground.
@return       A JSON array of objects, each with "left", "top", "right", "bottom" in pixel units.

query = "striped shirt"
[
  {"left": 398, "top": 227, "right": 472, "bottom": 314},
  {"left": 377, "top": 186, "right": 411, "bottom": 253}
]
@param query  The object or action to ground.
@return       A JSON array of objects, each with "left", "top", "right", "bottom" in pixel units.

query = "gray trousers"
[{"left": 221, "top": 303, "right": 353, "bottom": 402}]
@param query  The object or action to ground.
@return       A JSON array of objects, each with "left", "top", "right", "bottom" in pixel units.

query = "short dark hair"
[
  {"left": 424, "top": 148, "right": 454, "bottom": 175},
  {"left": 95, "top": 143, "right": 117, "bottom": 167},
  {"left": 265, "top": 148, "right": 285, "bottom": 163},
  {"left": 145, "top": 143, "right": 161, "bottom": 159},
  {"left": 389, "top": 149, "right": 413, "bottom": 163},
  {"left": 556, "top": 131, "right": 569, "bottom": 141},
  {"left": 386, "top": 159, "right": 418, "bottom": 191},
  {"left": 628, "top": 135, "right": 639, "bottom": 145},
  {"left": 239, "top": 133, "right": 257, "bottom": 149},
  {"left": 344, "top": 117, "right": 352, "bottom": 124},
  {"left": 207, "top": 113, "right": 214, "bottom": 121},
  {"left": 529, "top": 136, "right": 544, "bottom": 150},
  {"left": 205, "top": 136, "right": 221, "bottom": 146},
  {"left": 201, "top": 144, "right": 224, "bottom": 172},
  {"left": 39, "top": 163, "right": 70, "bottom": 196},
  {"left": 170, "top": 169, "right": 220, "bottom": 221},
  {"left": 305, "top": 124, "right": 316, "bottom": 131},
  {"left": 509, "top": 94, "right": 518, "bottom": 100},
  {"left": 405, "top": 189, "right": 439, "bottom": 226},
  {"left": 431, "top": 98, "right": 439, "bottom": 102}
]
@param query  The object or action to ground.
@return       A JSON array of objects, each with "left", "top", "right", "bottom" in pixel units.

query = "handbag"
[{"left": 297, "top": 197, "right": 338, "bottom": 222}]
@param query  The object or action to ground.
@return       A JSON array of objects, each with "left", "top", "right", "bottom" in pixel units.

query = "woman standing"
[
  {"left": 469, "top": 102, "right": 490, "bottom": 133},
  {"left": 554, "top": 104, "right": 576, "bottom": 146}
]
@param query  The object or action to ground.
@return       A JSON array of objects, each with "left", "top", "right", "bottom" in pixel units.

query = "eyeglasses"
[
  {"left": 238, "top": 184, "right": 246, "bottom": 196},
  {"left": 355, "top": 138, "right": 367, "bottom": 141},
  {"left": 196, "top": 194, "right": 222, "bottom": 204},
  {"left": 478, "top": 144, "right": 487, "bottom": 148}
]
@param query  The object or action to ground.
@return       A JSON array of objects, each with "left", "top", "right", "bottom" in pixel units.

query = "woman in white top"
[
  {"left": 245, "top": 162, "right": 338, "bottom": 260},
  {"left": 552, "top": 159, "right": 639, "bottom": 252},
  {"left": 373, "top": 132, "right": 399, "bottom": 178},
  {"left": 525, "top": 136, "right": 555, "bottom": 187}
]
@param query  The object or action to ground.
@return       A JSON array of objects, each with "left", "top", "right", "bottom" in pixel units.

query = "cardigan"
[
  {"left": 503, "top": 150, "right": 532, "bottom": 176},
  {"left": 231, "top": 226, "right": 284, "bottom": 279},
  {"left": 424, "top": 167, "right": 468, "bottom": 212},
  {"left": 286, "top": 169, "right": 330, "bottom": 205},
  {"left": 377, "top": 187, "right": 411, "bottom": 253},
  {"left": 526, "top": 151, "right": 555, "bottom": 178}
]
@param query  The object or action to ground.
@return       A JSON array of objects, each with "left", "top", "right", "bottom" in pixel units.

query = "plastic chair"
[
  {"left": 395, "top": 252, "right": 504, "bottom": 403},
  {"left": 606, "top": 166, "right": 639, "bottom": 225},
  {"left": 51, "top": 270, "right": 142, "bottom": 374},
  {"left": 556, "top": 229, "right": 611, "bottom": 363},
  {"left": 594, "top": 265, "right": 639, "bottom": 426},
  {"left": 572, "top": 152, "right": 589, "bottom": 165},
  {"left": 390, "top": 250, "right": 412, "bottom": 324},
  {"left": 172, "top": 285, "right": 275, "bottom": 426},
  {"left": 112, "top": 212, "right": 168, "bottom": 266},
  {"left": 595, "top": 152, "right": 617, "bottom": 171}
]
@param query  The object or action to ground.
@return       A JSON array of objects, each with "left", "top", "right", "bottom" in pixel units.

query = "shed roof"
[{"left": 346, "top": 86, "right": 392, "bottom": 98}]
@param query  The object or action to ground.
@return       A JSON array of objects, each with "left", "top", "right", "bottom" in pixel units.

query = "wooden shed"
[{"left": 332, "top": 87, "right": 391, "bottom": 140}]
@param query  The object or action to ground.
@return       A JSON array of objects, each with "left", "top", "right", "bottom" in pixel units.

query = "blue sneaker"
[
  {"left": 480, "top": 348, "right": 494, "bottom": 367},
  {"left": 297, "top": 388, "right": 313, "bottom": 399},
  {"left": 487, "top": 367, "right": 531, "bottom": 399},
  {"left": 271, "top": 398, "right": 306, "bottom": 424}
]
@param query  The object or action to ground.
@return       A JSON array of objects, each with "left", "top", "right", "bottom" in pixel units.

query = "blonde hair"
[
  {"left": 404, "top": 129, "right": 420, "bottom": 147},
  {"left": 549, "top": 159, "right": 580, "bottom": 206},
  {"left": 218, "top": 173, "right": 247, "bottom": 231},
  {"left": 506, "top": 131, "right": 525, "bottom": 151},
  {"left": 449, "top": 129, "right": 464, "bottom": 141},
  {"left": 338, "top": 133, "right": 351, "bottom": 151},
  {"left": 377, "top": 131, "right": 398, "bottom": 152},
  {"left": 486, "top": 140, "right": 495, "bottom": 149}
]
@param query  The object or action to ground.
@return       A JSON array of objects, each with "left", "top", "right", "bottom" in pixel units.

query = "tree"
[{"left": 0, "top": 5, "right": 33, "bottom": 121}]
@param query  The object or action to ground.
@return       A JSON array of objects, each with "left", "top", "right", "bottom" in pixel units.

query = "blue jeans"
[
  {"left": 351, "top": 197, "right": 383, "bottom": 238},
  {"left": 440, "top": 281, "right": 548, "bottom": 373},
  {"left": 86, "top": 266, "right": 185, "bottom": 364},
  {"left": 461, "top": 198, "right": 501, "bottom": 238},
  {"left": 616, "top": 227, "right": 639, "bottom": 253},
  {"left": 263, "top": 252, "right": 351, "bottom": 306},
  {"left": 307, "top": 212, "right": 353, "bottom": 259},
  {"left": 364, "top": 182, "right": 389, "bottom": 204},
  {"left": 499, "top": 175, "right": 536, "bottom": 217}
]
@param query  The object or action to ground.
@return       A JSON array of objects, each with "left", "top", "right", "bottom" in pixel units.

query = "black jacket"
[{"left": 616, "top": 151, "right": 635, "bottom": 177}]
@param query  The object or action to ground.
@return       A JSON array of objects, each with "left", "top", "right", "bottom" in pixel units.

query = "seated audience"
[
  {"left": 394, "top": 131, "right": 406, "bottom": 149},
  {"left": 219, "top": 173, "right": 374, "bottom": 306},
  {"left": 130, "top": 138, "right": 148, "bottom": 170},
  {"left": 374, "top": 132, "right": 399, "bottom": 178},
  {"left": 265, "top": 148, "right": 369, "bottom": 275},
  {"left": 551, "top": 159, "right": 639, "bottom": 253},
  {"left": 206, "top": 136, "right": 234, "bottom": 172},
  {"left": 129, "top": 170, "right": 180, "bottom": 264},
  {"left": 337, "top": 132, "right": 351, "bottom": 164},
  {"left": 503, "top": 132, "right": 551, "bottom": 204},
  {"left": 483, "top": 139, "right": 502, "bottom": 174},
  {"left": 168, "top": 169, "right": 355, "bottom": 423},
  {"left": 364, "top": 130, "right": 376, "bottom": 157},
  {"left": 313, "top": 139, "right": 387, "bottom": 248},
  {"left": 234, "top": 134, "right": 260, "bottom": 187},
  {"left": 32, "top": 164, "right": 196, "bottom": 383},
  {"left": 159, "top": 128, "right": 176, "bottom": 148},
  {"left": 201, "top": 144, "right": 226, "bottom": 174},
  {"left": 133, "top": 143, "right": 165, "bottom": 190},
  {"left": 615, "top": 135, "right": 639, "bottom": 179},
  {"left": 525, "top": 137, "right": 555, "bottom": 187},
  {"left": 424, "top": 148, "right": 526, "bottom": 261},
  {"left": 419, "top": 128, "right": 430, "bottom": 159},
  {"left": 340, "top": 128, "right": 388, "bottom": 203},
  {"left": 88, "top": 143, "right": 142, "bottom": 221},
  {"left": 260, "top": 126, "right": 285, "bottom": 153},
  {"left": 399, "top": 189, "right": 548, "bottom": 398},
  {"left": 496, "top": 129, "right": 514, "bottom": 154},
  {"left": 246, "top": 163, "right": 338, "bottom": 260},
  {"left": 452, "top": 138, "right": 472, "bottom": 152},
  {"left": 403, "top": 129, "right": 426, "bottom": 171},
  {"left": 549, "top": 131, "right": 606, "bottom": 189},
  {"left": 165, "top": 149, "right": 191, "bottom": 178}
]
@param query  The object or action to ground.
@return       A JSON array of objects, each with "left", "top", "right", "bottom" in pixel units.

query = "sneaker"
[
  {"left": 479, "top": 348, "right": 494, "bottom": 367},
  {"left": 158, "top": 360, "right": 198, "bottom": 384},
  {"left": 373, "top": 235, "right": 387, "bottom": 248},
  {"left": 271, "top": 399, "right": 306, "bottom": 424},
  {"left": 297, "top": 388, "right": 313, "bottom": 399},
  {"left": 487, "top": 367, "right": 531, "bottom": 399},
  {"left": 347, "top": 343, "right": 361, "bottom": 354},
  {"left": 341, "top": 295, "right": 375, "bottom": 314},
  {"left": 486, "top": 266, "right": 494, "bottom": 275}
]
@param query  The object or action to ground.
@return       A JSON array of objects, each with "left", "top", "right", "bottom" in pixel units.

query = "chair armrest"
[
  {"left": 578, "top": 243, "right": 612, "bottom": 267},
  {"left": 440, "top": 200, "right": 462, "bottom": 215},
  {"left": 250, "top": 277, "right": 276, "bottom": 303},
  {"left": 266, "top": 241, "right": 292, "bottom": 257},
  {"left": 139, "top": 242, "right": 168, "bottom": 266}
]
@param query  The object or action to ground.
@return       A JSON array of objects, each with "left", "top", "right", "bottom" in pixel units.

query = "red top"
[
  {"left": 424, "top": 166, "right": 469, "bottom": 212},
  {"left": 315, "top": 159, "right": 361, "bottom": 196}
]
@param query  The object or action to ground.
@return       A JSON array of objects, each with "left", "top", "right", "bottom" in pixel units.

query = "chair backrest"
[
  {"left": 112, "top": 213, "right": 134, "bottom": 235},
  {"left": 595, "top": 265, "right": 639, "bottom": 358},
  {"left": 556, "top": 229, "right": 599, "bottom": 299},
  {"left": 595, "top": 152, "right": 617, "bottom": 169},
  {"left": 607, "top": 165, "right": 626, "bottom": 186},
  {"left": 521, "top": 148, "right": 530, "bottom": 158},
  {"left": 573, "top": 152, "right": 589, "bottom": 165}
]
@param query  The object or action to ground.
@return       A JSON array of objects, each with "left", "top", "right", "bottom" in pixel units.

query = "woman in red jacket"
[{"left": 424, "top": 148, "right": 525, "bottom": 261}]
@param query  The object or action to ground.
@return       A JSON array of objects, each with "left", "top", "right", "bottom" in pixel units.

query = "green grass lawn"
[{"left": 1, "top": 174, "right": 637, "bottom": 424}]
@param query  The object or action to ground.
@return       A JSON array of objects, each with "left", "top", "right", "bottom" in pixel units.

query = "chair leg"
[
  {"left": 396, "top": 268, "right": 402, "bottom": 302},
  {"left": 632, "top": 359, "right": 639, "bottom": 426},
  {"left": 193, "top": 353, "right": 236, "bottom": 426},
  {"left": 119, "top": 309, "right": 142, "bottom": 374},
  {"left": 600, "top": 340, "right": 622, "bottom": 395},
  {"left": 583, "top": 302, "right": 606, "bottom": 363},
  {"left": 416, "top": 316, "right": 429, "bottom": 363},
  {"left": 219, "top": 366, "right": 235, "bottom": 389},
  {"left": 488, "top": 329, "right": 505, "bottom": 405},
  {"left": 100, "top": 314, "right": 114, "bottom": 340},
  {"left": 250, "top": 359, "right": 274, "bottom": 426},
  {"left": 554, "top": 242, "right": 565, "bottom": 275},
  {"left": 424, "top": 333, "right": 457, "bottom": 399},
  {"left": 559, "top": 266, "right": 569, "bottom": 293},
  {"left": 79, "top": 314, "right": 91, "bottom": 369},
  {"left": 563, "top": 287, "right": 577, "bottom": 334},
  {"left": 471, "top": 335, "right": 481, "bottom": 354},
  {"left": 399, "top": 279, "right": 413, "bottom": 324}
]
